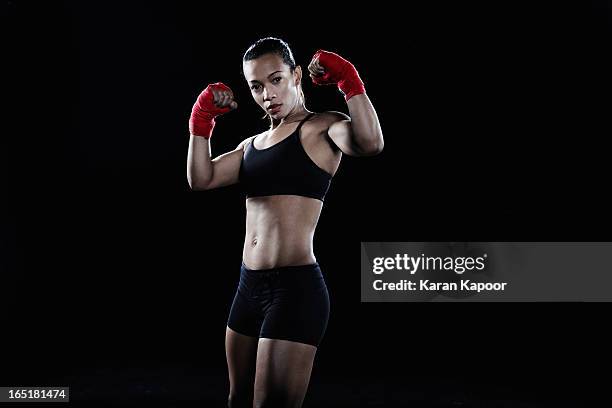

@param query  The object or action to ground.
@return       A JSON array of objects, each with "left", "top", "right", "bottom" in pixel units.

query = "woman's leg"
[
  {"left": 253, "top": 338, "right": 317, "bottom": 408},
  {"left": 225, "top": 326, "right": 259, "bottom": 407},
  {"left": 252, "top": 264, "right": 329, "bottom": 407}
]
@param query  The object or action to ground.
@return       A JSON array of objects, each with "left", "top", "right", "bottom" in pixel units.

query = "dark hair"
[
  {"left": 243, "top": 37, "right": 305, "bottom": 115},
  {"left": 243, "top": 37, "right": 296, "bottom": 69}
]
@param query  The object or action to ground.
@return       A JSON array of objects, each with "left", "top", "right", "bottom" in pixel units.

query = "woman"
[{"left": 187, "top": 37, "right": 383, "bottom": 408}]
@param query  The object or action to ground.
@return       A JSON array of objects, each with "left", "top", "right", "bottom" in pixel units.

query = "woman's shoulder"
[
  {"left": 309, "top": 111, "right": 350, "bottom": 127},
  {"left": 236, "top": 132, "right": 264, "bottom": 150},
  {"left": 312, "top": 110, "right": 350, "bottom": 121}
]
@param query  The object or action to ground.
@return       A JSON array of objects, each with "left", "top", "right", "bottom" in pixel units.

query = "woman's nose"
[{"left": 263, "top": 86, "right": 275, "bottom": 101}]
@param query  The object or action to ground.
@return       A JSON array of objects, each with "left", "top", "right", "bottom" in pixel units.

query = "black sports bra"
[{"left": 239, "top": 113, "right": 332, "bottom": 202}]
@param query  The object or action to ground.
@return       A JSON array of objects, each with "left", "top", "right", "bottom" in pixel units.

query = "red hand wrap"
[
  {"left": 311, "top": 50, "right": 365, "bottom": 101},
  {"left": 189, "top": 82, "right": 232, "bottom": 139}
]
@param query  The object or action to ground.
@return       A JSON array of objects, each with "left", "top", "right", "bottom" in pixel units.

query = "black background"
[{"left": 3, "top": 0, "right": 611, "bottom": 406}]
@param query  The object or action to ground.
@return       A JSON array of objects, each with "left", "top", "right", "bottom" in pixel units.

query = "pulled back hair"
[
  {"left": 243, "top": 37, "right": 297, "bottom": 69},
  {"left": 243, "top": 37, "right": 305, "bottom": 108}
]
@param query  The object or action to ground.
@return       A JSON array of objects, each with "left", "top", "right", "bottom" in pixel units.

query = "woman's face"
[{"left": 243, "top": 53, "right": 302, "bottom": 120}]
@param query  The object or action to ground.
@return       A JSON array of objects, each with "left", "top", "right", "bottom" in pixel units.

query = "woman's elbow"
[
  {"left": 361, "top": 138, "right": 384, "bottom": 156},
  {"left": 372, "top": 140, "right": 384, "bottom": 155},
  {"left": 187, "top": 175, "right": 210, "bottom": 191}
]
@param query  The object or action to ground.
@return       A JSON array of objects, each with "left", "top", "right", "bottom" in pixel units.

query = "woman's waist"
[
  {"left": 243, "top": 199, "right": 318, "bottom": 269},
  {"left": 244, "top": 221, "right": 314, "bottom": 247},
  {"left": 242, "top": 241, "right": 316, "bottom": 270},
  {"left": 238, "top": 260, "right": 326, "bottom": 294}
]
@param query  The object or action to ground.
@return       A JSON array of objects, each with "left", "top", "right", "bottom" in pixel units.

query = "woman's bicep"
[{"left": 327, "top": 116, "right": 362, "bottom": 157}]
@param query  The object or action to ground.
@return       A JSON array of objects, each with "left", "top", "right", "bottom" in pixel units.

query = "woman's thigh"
[
  {"left": 225, "top": 326, "right": 259, "bottom": 398},
  {"left": 254, "top": 338, "right": 317, "bottom": 408}
]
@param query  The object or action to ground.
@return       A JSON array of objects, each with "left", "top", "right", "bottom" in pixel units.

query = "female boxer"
[{"left": 187, "top": 37, "right": 383, "bottom": 407}]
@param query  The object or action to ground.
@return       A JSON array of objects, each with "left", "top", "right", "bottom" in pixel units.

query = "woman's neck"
[{"left": 270, "top": 103, "right": 310, "bottom": 129}]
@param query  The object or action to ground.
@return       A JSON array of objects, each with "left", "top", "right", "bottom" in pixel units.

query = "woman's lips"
[{"left": 267, "top": 104, "right": 282, "bottom": 114}]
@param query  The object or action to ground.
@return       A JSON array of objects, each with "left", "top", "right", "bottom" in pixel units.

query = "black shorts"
[{"left": 227, "top": 262, "right": 330, "bottom": 347}]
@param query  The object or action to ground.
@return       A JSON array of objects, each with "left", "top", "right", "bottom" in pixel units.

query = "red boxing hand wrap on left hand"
[
  {"left": 311, "top": 50, "right": 365, "bottom": 101},
  {"left": 189, "top": 82, "right": 233, "bottom": 139}
]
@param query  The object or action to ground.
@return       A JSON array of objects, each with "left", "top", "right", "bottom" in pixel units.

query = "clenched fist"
[
  {"left": 189, "top": 82, "right": 238, "bottom": 138},
  {"left": 308, "top": 50, "right": 365, "bottom": 101}
]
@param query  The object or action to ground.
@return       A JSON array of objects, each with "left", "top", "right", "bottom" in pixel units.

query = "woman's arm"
[
  {"left": 309, "top": 50, "right": 384, "bottom": 157},
  {"left": 187, "top": 136, "right": 251, "bottom": 191},
  {"left": 328, "top": 94, "right": 383, "bottom": 156},
  {"left": 187, "top": 82, "right": 244, "bottom": 190}
]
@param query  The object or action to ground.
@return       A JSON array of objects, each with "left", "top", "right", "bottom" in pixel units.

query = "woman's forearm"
[
  {"left": 347, "top": 94, "right": 384, "bottom": 154},
  {"left": 187, "top": 135, "right": 213, "bottom": 190},
  {"left": 187, "top": 83, "right": 238, "bottom": 190}
]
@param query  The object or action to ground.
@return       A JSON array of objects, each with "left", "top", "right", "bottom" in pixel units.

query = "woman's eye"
[
  {"left": 272, "top": 77, "right": 281, "bottom": 83},
  {"left": 251, "top": 84, "right": 261, "bottom": 91}
]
